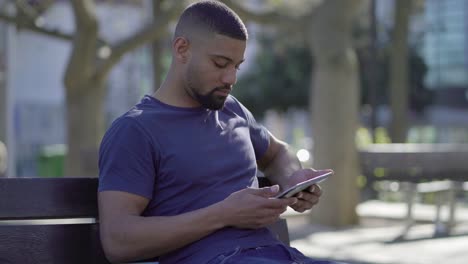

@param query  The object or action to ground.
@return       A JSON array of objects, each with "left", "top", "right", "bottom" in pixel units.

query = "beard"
[
  {"left": 185, "top": 69, "right": 229, "bottom": 110},
  {"left": 193, "top": 87, "right": 229, "bottom": 110}
]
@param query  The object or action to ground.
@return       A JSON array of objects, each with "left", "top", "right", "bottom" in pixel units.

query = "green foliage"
[
  {"left": 356, "top": 126, "right": 392, "bottom": 148},
  {"left": 234, "top": 33, "right": 432, "bottom": 119},
  {"left": 356, "top": 175, "right": 367, "bottom": 188},
  {"left": 233, "top": 34, "right": 312, "bottom": 117},
  {"left": 358, "top": 44, "right": 433, "bottom": 113}
]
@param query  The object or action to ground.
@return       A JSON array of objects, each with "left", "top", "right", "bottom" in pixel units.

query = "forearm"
[
  {"left": 101, "top": 202, "right": 225, "bottom": 263},
  {"left": 261, "top": 141, "right": 302, "bottom": 189}
]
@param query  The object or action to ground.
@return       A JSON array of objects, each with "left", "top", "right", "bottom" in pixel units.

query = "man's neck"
[{"left": 153, "top": 72, "right": 201, "bottom": 109}]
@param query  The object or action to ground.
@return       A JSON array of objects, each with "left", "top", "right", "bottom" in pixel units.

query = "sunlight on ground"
[{"left": 286, "top": 201, "right": 468, "bottom": 264}]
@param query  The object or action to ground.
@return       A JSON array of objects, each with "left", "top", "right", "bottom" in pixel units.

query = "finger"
[
  {"left": 247, "top": 185, "right": 280, "bottom": 197},
  {"left": 307, "top": 184, "right": 322, "bottom": 196},
  {"left": 290, "top": 203, "right": 307, "bottom": 213},
  {"left": 283, "top": 197, "right": 298, "bottom": 207},
  {"left": 296, "top": 191, "right": 320, "bottom": 204},
  {"left": 266, "top": 197, "right": 297, "bottom": 209},
  {"left": 291, "top": 200, "right": 315, "bottom": 213},
  {"left": 291, "top": 205, "right": 307, "bottom": 213}
]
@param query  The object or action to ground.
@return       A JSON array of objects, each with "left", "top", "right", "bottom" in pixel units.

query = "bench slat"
[
  {"left": 360, "top": 151, "right": 468, "bottom": 171},
  {"left": 359, "top": 144, "right": 468, "bottom": 182},
  {"left": 0, "top": 177, "right": 99, "bottom": 220},
  {"left": 360, "top": 169, "right": 468, "bottom": 182},
  {"left": 0, "top": 224, "right": 108, "bottom": 264}
]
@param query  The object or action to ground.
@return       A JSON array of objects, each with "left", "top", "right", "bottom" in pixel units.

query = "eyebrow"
[{"left": 211, "top": 54, "right": 245, "bottom": 65}]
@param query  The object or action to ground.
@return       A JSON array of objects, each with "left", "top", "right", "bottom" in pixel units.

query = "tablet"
[{"left": 274, "top": 170, "right": 333, "bottom": 199}]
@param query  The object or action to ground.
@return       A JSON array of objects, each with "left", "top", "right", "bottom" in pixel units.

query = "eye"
[{"left": 214, "top": 61, "right": 228, "bottom": 69}]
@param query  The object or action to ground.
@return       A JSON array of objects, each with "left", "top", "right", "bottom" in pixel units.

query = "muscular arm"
[
  {"left": 257, "top": 132, "right": 323, "bottom": 213},
  {"left": 98, "top": 188, "right": 295, "bottom": 263},
  {"left": 257, "top": 132, "right": 302, "bottom": 188},
  {"left": 98, "top": 191, "right": 225, "bottom": 263}
]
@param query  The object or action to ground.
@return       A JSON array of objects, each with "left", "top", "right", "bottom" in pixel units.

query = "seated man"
[{"left": 98, "top": 1, "right": 344, "bottom": 263}]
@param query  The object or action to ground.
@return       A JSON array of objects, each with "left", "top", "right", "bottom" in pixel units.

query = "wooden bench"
[
  {"left": 0, "top": 177, "right": 289, "bottom": 264},
  {"left": 359, "top": 143, "right": 468, "bottom": 239}
]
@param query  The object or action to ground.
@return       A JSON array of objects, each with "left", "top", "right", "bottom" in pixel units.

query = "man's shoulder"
[
  {"left": 223, "top": 95, "right": 248, "bottom": 118},
  {"left": 107, "top": 99, "right": 159, "bottom": 137},
  {"left": 119, "top": 96, "right": 164, "bottom": 122},
  {"left": 223, "top": 95, "right": 242, "bottom": 111},
  {"left": 225, "top": 95, "right": 240, "bottom": 106}
]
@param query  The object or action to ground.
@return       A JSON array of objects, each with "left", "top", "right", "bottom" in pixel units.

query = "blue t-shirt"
[{"left": 98, "top": 95, "right": 281, "bottom": 264}]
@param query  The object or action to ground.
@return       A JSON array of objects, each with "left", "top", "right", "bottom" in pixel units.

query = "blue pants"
[{"left": 206, "top": 244, "right": 347, "bottom": 264}]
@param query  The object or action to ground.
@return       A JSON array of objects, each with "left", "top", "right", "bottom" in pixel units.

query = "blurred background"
[{"left": 0, "top": 0, "right": 467, "bottom": 263}]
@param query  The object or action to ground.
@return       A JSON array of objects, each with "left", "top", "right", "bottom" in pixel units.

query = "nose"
[{"left": 221, "top": 67, "right": 237, "bottom": 86}]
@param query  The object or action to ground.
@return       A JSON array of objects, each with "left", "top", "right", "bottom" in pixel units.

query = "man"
[{"left": 98, "top": 1, "right": 341, "bottom": 263}]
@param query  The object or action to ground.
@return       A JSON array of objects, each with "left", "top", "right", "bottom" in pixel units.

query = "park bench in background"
[
  {"left": 0, "top": 177, "right": 289, "bottom": 264},
  {"left": 359, "top": 143, "right": 468, "bottom": 239}
]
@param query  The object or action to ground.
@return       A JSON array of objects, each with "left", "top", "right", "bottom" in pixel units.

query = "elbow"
[
  {"left": 103, "top": 249, "right": 125, "bottom": 264},
  {"left": 101, "top": 237, "right": 125, "bottom": 263},
  {"left": 100, "top": 228, "right": 134, "bottom": 263}
]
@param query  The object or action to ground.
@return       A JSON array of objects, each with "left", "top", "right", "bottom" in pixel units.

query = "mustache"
[{"left": 213, "top": 86, "right": 232, "bottom": 93}]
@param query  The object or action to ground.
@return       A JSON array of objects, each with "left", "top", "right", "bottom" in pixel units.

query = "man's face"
[{"left": 184, "top": 34, "right": 246, "bottom": 110}]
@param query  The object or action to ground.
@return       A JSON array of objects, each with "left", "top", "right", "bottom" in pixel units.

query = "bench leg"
[
  {"left": 396, "top": 182, "right": 417, "bottom": 240},
  {"left": 433, "top": 181, "right": 459, "bottom": 237},
  {"left": 446, "top": 181, "right": 459, "bottom": 234},
  {"left": 433, "top": 190, "right": 447, "bottom": 237}
]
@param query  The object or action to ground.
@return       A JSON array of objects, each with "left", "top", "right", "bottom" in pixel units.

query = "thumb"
[{"left": 249, "top": 185, "right": 280, "bottom": 197}]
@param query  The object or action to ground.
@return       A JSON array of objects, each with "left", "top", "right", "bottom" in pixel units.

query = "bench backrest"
[
  {"left": 359, "top": 143, "right": 468, "bottom": 182},
  {"left": 0, "top": 177, "right": 108, "bottom": 264},
  {"left": 0, "top": 177, "right": 289, "bottom": 264}
]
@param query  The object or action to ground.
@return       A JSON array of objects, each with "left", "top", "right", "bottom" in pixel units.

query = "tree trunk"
[
  {"left": 0, "top": 65, "right": 6, "bottom": 175},
  {"left": 65, "top": 79, "right": 106, "bottom": 176},
  {"left": 152, "top": 0, "right": 165, "bottom": 91},
  {"left": 64, "top": 0, "right": 99, "bottom": 177},
  {"left": 0, "top": 69, "right": 6, "bottom": 144},
  {"left": 0, "top": 24, "right": 6, "bottom": 144},
  {"left": 306, "top": 0, "right": 364, "bottom": 226},
  {"left": 389, "top": 0, "right": 411, "bottom": 143}
]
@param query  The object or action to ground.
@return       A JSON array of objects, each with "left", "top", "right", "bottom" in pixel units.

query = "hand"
[
  {"left": 219, "top": 185, "right": 297, "bottom": 229},
  {"left": 284, "top": 168, "right": 330, "bottom": 213}
]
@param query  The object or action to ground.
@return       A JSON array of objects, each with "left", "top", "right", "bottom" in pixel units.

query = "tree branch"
[
  {"left": 222, "top": 0, "right": 282, "bottom": 24},
  {"left": 16, "top": 0, "right": 38, "bottom": 20},
  {"left": 0, "top": 10, "right": 75, "bottom": 41},
  {"left": 0, "top": 1, "right": 108, "bottom": 46},
  {"left": 33, "top": 0, "right": 56, "bottom": 15},
  {"left": 220, "top": 0, "right": 312, "bottom": 37},
  {"left": 97, "top": 17, "right": 170, "bottom": 78}
]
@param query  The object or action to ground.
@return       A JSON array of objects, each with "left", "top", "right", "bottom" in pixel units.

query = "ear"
[{"left": 173, "top": 37, "right": 190, "bottom": 64}]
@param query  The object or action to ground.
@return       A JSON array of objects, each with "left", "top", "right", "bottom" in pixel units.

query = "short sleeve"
[
  {"left": 228, "top": 97, "right": 270, "bottom": 160},
  {"left": 98, "top": 117, "right": 157, "bottom": 199}
]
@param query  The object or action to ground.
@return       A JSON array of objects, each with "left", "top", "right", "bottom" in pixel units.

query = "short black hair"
[{"left": 174, "top": 1, "right": 248, "bottom": 41}]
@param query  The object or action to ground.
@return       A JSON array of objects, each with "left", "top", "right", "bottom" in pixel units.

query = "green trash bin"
[{"left": 37, "top": 144, "right": 67, "bottom": 178}]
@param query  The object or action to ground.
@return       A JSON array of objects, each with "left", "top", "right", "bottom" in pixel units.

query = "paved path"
[{"left": 285, "top": 200, "right": 468, "bottom": 264}]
